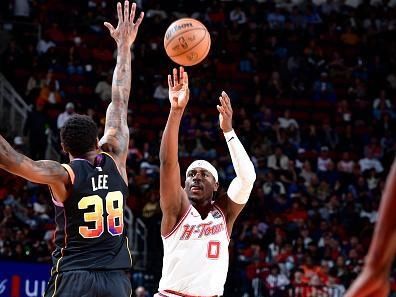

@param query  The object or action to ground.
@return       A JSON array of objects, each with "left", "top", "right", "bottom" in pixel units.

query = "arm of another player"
[
  {"left": 159, "top": 67, "right": 190, "bottom": 235},
  {"left": 0, "top": 134, "right": 69, "bottom": 201},
  {"left": 216, "top": 91, "right": 256, "bottom": 227},
  {"left": 99, "top": 1, "right": 143, "bottom": 183},
  {"left": 345, "top": 161, "right": 396, "bottom": 297}
]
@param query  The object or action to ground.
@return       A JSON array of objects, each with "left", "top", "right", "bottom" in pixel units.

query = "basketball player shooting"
[
  {"left": 156, "top": 67, "right": 256, "bottom": 297},
  {"left": 345, "top": 161, "right": 396, "bottom": 297},
  {"left": 0, "top": 2, "right": 143, "bottom": 296}
]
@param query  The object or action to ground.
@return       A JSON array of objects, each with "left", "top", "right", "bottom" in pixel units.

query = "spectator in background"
[
  {"left": 13, "top": 136, "right": 26, "bottom": 154},
  {"left": 57, "top": 102, "right": 75, "bottom": 130},
  {"left": 134, "top": 286, "right": 148, "bottom": 297},
  {"left": 267, "top": 71, "right": 284, "bottom": 98},
  {"left": 153, "top": 77, "right": 168, "bottom": 108},
  {"left": 372, "top": 89, "right": 394, "bottom": 120},
  {"left": 327, "top": 275, "right": 346, "bottom": 296},
  {"left": 265, "top": 264, "right": 290, "bottom": 296},
  {"left": 267, "top": 146, "right": 289, "bottom": 171},
  {"left": 23, "top": 101, "right": 49, "bottom": 160},
  {"left": 340, "top": 26, "right": 360, "bottom": 46},
  {"left": 386, "top": 71, "right": 396, "bottom": 90},
  {"left": 313, "top": 72, "right": 336, "bottom": 102},
  {"left": 317, "top": 146, "right": 332, "bottom": 172},
  {"left": 267, "top": 8, "right": 286, "bottom": 29},
  {"left": 13, "top": 0, "right": 31, "bottom": 19},
  {"left": 364, "top": 137, "right": 383, "bottom": 160},
  {"left": 263, "top": 170, "right": 286, "bottom": 201},
  {"left": 25, "top": 72, "right": 41, "bottom": 104},
  {"left": 337, "top": 152, "right": 355, "bottom": 174},
  {"left": 36, "top": 33, "right": 55, "bottom": 55},
  {"left": 36, "top": 70, "right": 61, "bottom": 105},
  {"left": 359, "top": 149, "right": 384, "bottom": 173},
  {"left": 95, "top": 72, "right": 112, "bottom": 102},
  {"left": 278, "top": 109, "right": 299, "bottom": 130}
]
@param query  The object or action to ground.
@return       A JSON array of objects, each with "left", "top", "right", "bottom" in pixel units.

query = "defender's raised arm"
[{"left": 99, "top": 1, "right": 144, "bottom": 183}]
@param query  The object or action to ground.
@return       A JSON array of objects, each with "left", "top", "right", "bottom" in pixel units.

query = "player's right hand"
[
  {"left": 104, "top": 1, "right": 144, "bottom": 48},
  {"left": 217, "top": 91, "right": 233, "bottom": 133},
  {"left": 345, "top": 266, "right": 390, "bottom": 297},
  {"left": 168, "top": 67, "right": 189, "bottom": 111}
]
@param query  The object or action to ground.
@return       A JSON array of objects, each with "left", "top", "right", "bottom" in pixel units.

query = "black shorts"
[{"left": 44, "top": 270, "right": 132, "bottom": 297}]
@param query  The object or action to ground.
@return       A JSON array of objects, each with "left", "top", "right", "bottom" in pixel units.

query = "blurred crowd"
[{"left": 1, "top": 0, "right": 396, "bottom": 296}]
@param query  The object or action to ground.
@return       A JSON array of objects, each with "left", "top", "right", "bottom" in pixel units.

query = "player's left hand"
[
  {"left": 217, "top": 91, "right": 233, "bottom": 133},
  {"left": 104, "top": 1, "right": 144, "bottom": 48},
  {"left": 345, "top": 266, "right": 390, "bottom": 297}
]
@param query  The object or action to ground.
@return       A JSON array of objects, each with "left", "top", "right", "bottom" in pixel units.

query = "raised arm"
[
  {"left": 345, "top": 160, "right": 396, "bottom": 297},
  {"left": 0, "top": 134, "right": 69, "bottom": 202},
  {"left": 216, "top": 92, "right": 256, "bottom": 228},
  {"left": 159, "top": 67, "right": 190, "bottom": 235},
  {"left": 99, "top": 1, "right": 143, "bottom": 182}
]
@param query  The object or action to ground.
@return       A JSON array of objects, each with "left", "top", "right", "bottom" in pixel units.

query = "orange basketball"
[{"left": 164, "top": 18, "right": 211, "bottom": 66}]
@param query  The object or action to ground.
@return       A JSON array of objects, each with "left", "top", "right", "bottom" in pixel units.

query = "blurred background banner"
[{"left": 0, "top": 261, "right": 51, "bottom": 297}]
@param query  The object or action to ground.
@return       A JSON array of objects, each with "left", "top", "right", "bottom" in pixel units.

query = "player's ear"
[
  {"left": 213, "top": 181, "right": 219, "bottom": 192},
  {"left": 60, "top": 142, "right": 67, "bottom": 154},
  {"left": 95, "top": 138, "right": 99, "bottom": 150}
]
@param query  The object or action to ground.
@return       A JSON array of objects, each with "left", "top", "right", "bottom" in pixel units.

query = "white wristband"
[{"left": 224, "top": 129, "right": 237, "bottom": 143}]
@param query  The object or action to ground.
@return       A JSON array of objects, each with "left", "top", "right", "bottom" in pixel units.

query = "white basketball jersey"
[{"left": 158, "top": 204, "right": 230, "bottom": 296}]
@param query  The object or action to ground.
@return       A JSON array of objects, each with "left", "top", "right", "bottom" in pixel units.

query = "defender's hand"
[
  {"left": 168, "top": 67, "right": 189, "bottom": 111},
  {"left": 104, "top": 1, "right": 144, "bottom": 48},
  {"left": 217, "top": 91, "right": 233, "bottom": 133}
]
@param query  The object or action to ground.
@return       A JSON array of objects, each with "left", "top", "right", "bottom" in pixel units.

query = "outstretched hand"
[
  {"left": 168, "top": 67, "right": 189, "bottom": 111},
  {"left": 217, "top": 91, "right": 233, "bottom": 133},
  {"left": 104, "top": 1, "right": 144, "bottom": 48}
]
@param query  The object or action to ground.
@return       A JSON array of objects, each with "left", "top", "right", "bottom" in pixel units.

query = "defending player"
[
  {"left": 156, "top": 67, "right": 256, "bottom": 297},
  {"left": 345, "top": 161, "right": 396, "bottom": 297},
  {"left": 0, "top": 2, "right": 143, "bottom": 296}
]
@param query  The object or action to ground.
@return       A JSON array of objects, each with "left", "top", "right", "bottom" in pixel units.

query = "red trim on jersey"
[
  {"left": 163, "top": 205, "right": 192, "bottom": 239},
  {"left": 213, "top": 205, "right": 230, "bottom": 241},
  {"left": 162, "top": 289, "right": 218, "bottom": 297}
]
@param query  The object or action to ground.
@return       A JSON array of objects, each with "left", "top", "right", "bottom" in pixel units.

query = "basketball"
[{"left": 164, "top": 18, "right": 211, "bottom": 66}]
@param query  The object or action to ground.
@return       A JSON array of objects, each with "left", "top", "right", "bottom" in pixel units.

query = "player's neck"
[
  {"left": 190, "top": 199, "right": 212, "bottom": 218},
  {"left": 69, "top": 150, "right": 99, "bottom": 164}
]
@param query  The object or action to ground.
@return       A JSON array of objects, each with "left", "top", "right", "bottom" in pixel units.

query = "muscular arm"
[
  {"left": 0, "top": 135, "right": 69, "bottom": 200},
  {"left": 159, "top": 68, "right": 190, "bottom": 235},
  {"left": 99, "top": 45, "right": 131, "bottom": 181},
  {"left": 99, "top": 2, "right": 144, "bottom": 183},
  {"left": 159, "top": 110, "right": 188, "bottom": 216}
]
